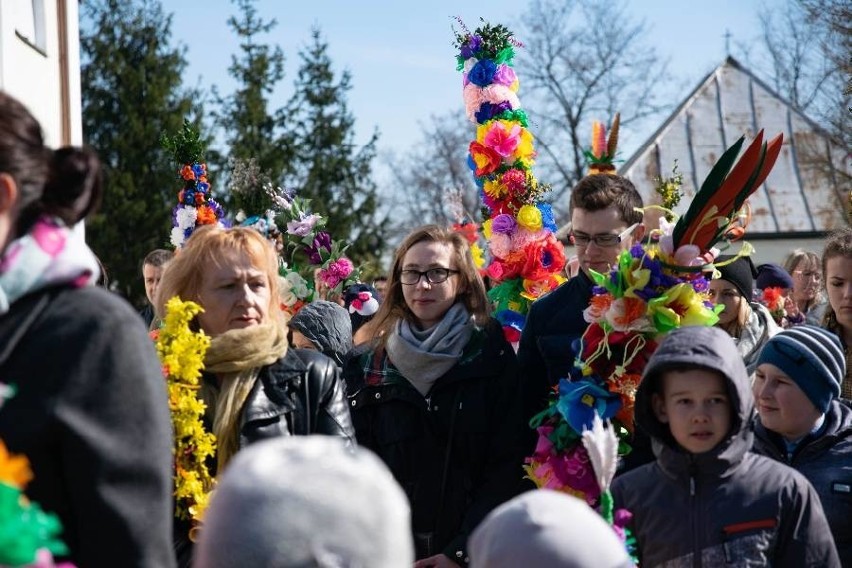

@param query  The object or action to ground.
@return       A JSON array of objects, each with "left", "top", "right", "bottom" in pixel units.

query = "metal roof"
[{"left": 619, "top": 56, "right": 849, "bottom": 237}]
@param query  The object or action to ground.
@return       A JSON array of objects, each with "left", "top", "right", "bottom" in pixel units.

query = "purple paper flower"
[
  {"left": 305, "top": 245, "right": 322, "bottom": 265},
  {"left": 492, "top": 64, "right": 517, "bottom": 86},
  {"left": 313, "top": 231, "right": 332, "bottom": 252},
  {"left": 474, "top": 101, "right": 512, "bottom": 123},
  {"left": 286, "top": 213, "right": 320, "bottom": 236},
  {"left": 492, "top": 213, "right": 517, "bottom": 234},
  {"left": 460, "top": 35, "right": 482, "bottom": 59}
]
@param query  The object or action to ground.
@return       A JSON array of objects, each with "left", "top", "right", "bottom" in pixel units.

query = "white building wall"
[{"left": 0, "top": 0, "right": 81, "bottom": 147}]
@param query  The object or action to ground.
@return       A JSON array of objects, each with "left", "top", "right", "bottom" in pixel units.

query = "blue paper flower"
[
  {"left": 555, "top": 378, "right": 621, "bottom": 435},
  {"left": 468, "top": 59, "right": 498, "bottom": 87},
  {"left": 537, "top": 203, "right": 558, "bottom": 232}
]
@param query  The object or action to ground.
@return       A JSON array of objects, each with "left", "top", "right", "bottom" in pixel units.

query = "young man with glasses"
[{"left": 518, "top": 174, "right": 644, "bottom": 444}]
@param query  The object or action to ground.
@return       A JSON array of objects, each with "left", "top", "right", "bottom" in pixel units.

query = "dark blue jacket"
[
  {"left": 517, "top": 271, "right": 593, "bottom": 424},
  {"left": 753, "top": 400, "right": 852, "bottom": 566}
]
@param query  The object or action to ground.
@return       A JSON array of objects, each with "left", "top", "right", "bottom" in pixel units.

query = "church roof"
[{"left": 619, "top": 56, "right": 849, "bottom": 236}]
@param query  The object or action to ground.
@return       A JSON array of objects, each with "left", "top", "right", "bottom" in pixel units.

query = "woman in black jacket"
[
  {"left": 0, "top": 92, "right": 176, "bottom": 566},
  {"left": 343, "top": 225, "right": 526, "bottom": 567},
  {"left": 155, "top": 225, "right": 355, "bottom": 564}
]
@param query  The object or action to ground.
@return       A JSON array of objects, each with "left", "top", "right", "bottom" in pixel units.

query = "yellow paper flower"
[
  {"left": 482, "top": 219, "right": 493, "bottom": 240},
  {"left": 471, "top": 243, "right": 486, "bottom": 268},
  {"left": 647, "top": 283, "right": 719, "bottom": 334},
  {"left": 517, "top": 204, "right": 543, "bottom": 231}
]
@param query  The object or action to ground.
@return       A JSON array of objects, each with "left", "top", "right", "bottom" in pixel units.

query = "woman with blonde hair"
[
  {"left": 708, "top": 255, "right": 779, "bottom": 373},
  {"left": 343, "top": 225, "right": 525, "bottom": 568},
  {"left": 784, "top": 248, "right": 827, "bottom": 325},
  {"left": 156, "top": 225, "right": 354, "bottom": 565},
  {"left": 821, "top": 227, "right": 852, "bottom": 399}
]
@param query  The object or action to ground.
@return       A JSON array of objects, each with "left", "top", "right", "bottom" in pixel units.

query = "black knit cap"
[{"left": 715, "top": 255, "right": 757, "bottom": 300}]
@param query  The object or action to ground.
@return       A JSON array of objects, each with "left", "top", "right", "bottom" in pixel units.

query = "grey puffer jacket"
[
  {"left": 612, "top": 326, "right": 839, "bottom": 568},
  {"left": 753, "top": 400, "right": 852, "bottom": 567}
]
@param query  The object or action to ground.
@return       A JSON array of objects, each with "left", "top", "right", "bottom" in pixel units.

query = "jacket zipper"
[{"left": 689, "top": 459, "right": 700, "bottom": 568}]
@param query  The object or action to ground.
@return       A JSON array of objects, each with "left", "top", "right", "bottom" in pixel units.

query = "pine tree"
[
  {"left": 81, "top": 0, "right": 205, "bottom": 304},
  {"left": 214, "top": 0, "right": 289, "bottom": 182},
  {"left": 284, "top": 28, "right": 389, "bottom": 269}
]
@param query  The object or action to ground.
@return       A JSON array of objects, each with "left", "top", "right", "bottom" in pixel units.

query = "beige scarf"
[{"left": 201, "top": 322, "right": 289, "bottom": 473}]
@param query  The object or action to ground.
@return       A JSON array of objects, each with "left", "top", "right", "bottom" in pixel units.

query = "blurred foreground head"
[{"left": 193, "top": 436, "right": 413, "bottom": 568}]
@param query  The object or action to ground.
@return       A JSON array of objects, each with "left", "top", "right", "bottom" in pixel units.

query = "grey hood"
[
  {"left": 636, "top": 325, "right": 755, "bottom": 476},
  {"left": 289, "top": 300, "right": 353, "bottom": 368}
]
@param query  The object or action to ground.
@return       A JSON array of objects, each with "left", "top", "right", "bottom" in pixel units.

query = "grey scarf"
[{"left": 385, "top": 303, "right": 475, "bottom": 396}]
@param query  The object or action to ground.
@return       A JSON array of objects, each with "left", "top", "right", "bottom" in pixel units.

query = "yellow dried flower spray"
[{"left": 155, "top": 297, "right": 215, "bottom": 530}]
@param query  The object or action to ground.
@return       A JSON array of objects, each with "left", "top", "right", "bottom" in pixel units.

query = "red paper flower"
[
  {"left": 520, "top": 234, "right": 566, "bottom": 281},
  {"left": 469, "top": 141, "right": 502, "bottom": 176}
]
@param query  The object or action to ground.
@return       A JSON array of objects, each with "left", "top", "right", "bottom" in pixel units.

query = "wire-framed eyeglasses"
[
  {"left": 399, "top": 267, "right": 459, "bottom": 285},
  {"left": 570, "top": 222, "right": 640, "bottom": 248}
]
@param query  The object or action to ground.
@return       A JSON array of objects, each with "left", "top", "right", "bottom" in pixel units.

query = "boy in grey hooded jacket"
[{"left": 612, "top": 326, "right": 839, "bottom": 567}]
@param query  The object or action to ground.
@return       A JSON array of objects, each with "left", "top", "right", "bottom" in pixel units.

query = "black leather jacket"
[
  {"left": 176, "top": 348, "right": 355, "bottom": 566},
  {"left": 238, "top": 348, "right": 355, "bottom": 447}
]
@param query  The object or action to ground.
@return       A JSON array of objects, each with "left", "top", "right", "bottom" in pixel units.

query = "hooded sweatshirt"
[{"left": 611, "top": 326, "right": 839, "bottom": 568}]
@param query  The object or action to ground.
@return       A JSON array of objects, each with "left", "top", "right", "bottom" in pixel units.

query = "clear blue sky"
[{"left": 160, "top": 0, "right": 780, "bottom": 175}]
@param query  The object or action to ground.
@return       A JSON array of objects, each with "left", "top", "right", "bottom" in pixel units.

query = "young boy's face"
[{"left": 652, "top": 368, "right": 732, "bottom": 454}]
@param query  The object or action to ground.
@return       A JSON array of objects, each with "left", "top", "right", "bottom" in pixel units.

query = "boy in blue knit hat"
[{"left": 752, "top": 325, "right": 851, "bottom": 564}]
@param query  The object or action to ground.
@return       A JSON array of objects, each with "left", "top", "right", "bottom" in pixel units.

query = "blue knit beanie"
[
  {"left": 756, "top": 325, "right": 844, "bottom": 413},
  {"left": 755, "top": 263, "right": 794, "bottom": 290}
]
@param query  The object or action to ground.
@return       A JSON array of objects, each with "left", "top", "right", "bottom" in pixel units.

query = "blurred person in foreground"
[
  {"left": 193, "top": 435, "right": 413, "bottom": 568},
  {"left": 0, "top": 91, "right": 175, "bottom": 566}
]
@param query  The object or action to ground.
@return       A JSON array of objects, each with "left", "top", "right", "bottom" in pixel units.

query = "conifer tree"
[
  {"left": 214, "top": 0, "right": 289, "bottom": 180},
  {"left": 81, "top": 0, "right": 204, "bottom": 304},
  {"left": 284, "top": 28, "right": 389, "bottom": 268}
]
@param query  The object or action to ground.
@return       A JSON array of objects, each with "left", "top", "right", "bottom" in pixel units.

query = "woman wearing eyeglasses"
[
  {"left": 821, "top": 228, "right": 852, "bottom": 399},
  {"left": 783, "top": 249, "right": 827, "bottom": 326},
  {"left": 343, "top": 225, "right": 525, "bottom": 568}
]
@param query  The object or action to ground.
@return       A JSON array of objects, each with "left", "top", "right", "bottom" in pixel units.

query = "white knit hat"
[{"left": 193, "top": 436, "right": 413, "bottom": 568}]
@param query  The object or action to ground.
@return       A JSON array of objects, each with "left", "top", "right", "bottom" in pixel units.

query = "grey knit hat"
[
  {"left": 289, "top": 300, "right": 353, "bottom": 367},
  {"left": 756, "top": 325, "right": 844, "bottom": 413},
  {"left": 193, "top": 436, "right": 414, "bottom": 568},
  {"left": 470, "top": 490, "right": 632, "bottom": 568}
]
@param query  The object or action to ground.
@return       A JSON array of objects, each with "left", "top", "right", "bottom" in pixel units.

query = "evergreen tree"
[
  {"left": 284, "top": 28, "right": 389, "bottom": 269},
  {"left": 215, "top": 0, "right": 289, "bottom": 183},
  {"left": 81, "top": 0, "right": 204, "bottom": 304}
]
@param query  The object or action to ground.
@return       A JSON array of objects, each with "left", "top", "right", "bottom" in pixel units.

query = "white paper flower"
[
  {"left": 176, "top": 206, "right": 198, "bottom": 230},
  {"left": 170, "top": 227, "right": 186, "bottom": 248}
]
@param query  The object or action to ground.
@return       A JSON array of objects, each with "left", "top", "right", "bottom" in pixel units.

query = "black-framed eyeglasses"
[
  {"left": 570, "top": 222, "right": 639, "bottom": 248},
  {"left": 399, "top": 268, "right": 459, "bottom": 285}
]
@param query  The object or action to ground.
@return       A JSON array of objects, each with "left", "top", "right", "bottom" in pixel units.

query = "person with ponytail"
[{"left": 0, "top": 91, "right": 176, "bottom": 566}]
